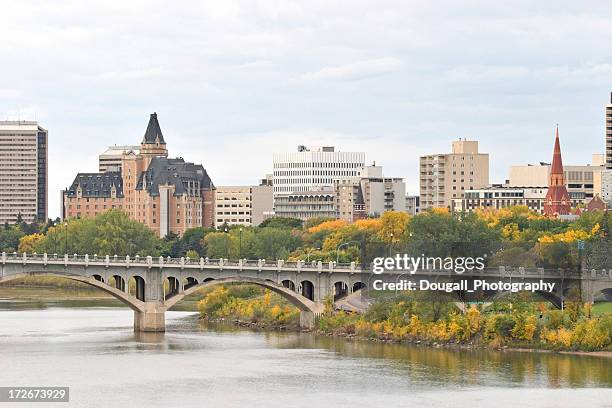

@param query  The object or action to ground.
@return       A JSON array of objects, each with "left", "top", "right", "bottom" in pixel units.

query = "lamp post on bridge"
[
  {"left": 223, "top": 226, "right": 229, "bottom": 259},
  {"left": 52, "top": 220, "right": 58, "bottom": 254},
  {"left": 64, "top": 221, "right": 68, "bottom": 255},
  {"left": 239, "top": 227, "right": 243, "bottom": 259}
]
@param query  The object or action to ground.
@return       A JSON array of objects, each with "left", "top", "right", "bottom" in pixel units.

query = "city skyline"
[{"left": 2, "top": 1, "right": 612, "bottom": 219}]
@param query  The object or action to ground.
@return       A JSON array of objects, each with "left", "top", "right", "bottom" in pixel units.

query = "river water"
[{"left": 0, "top": 294, "right": 610, "bottom": 408}]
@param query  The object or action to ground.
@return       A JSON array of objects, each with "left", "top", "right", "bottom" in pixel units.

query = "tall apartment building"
[
  {"left": 272, "top": 145, "right": 365, "bottom": 196},
  {"left": 334, "top": 165, "right": 406, "bottom": 222},
  {"left": 0, "top": 121, "right": 47, "bottom": 224},
  {"left": 63, "top": 113, "right": 215, "bottom": 237},
  {"left": 99, "top": 145, "right": 140, "bottom": 172},
  {"left": 419, "top": 140, "right": 489, "bottom": 211},
  {"left": 606, "top": 92, "right": 612, "bottom": 169}
]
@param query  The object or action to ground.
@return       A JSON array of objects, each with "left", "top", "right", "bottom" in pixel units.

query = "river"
[{"left": 0, "top": 290, "right": 610, "bottom": 407}]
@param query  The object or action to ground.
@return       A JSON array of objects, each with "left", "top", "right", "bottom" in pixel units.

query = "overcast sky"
[{"left": 2, "top": 1, "right": 611, "bottom": 219}]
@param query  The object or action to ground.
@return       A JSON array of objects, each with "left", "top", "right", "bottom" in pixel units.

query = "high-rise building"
[
  {"left": 272, "top": 145, "right": 365, "bottom": 197},
  {"left": 0, "top": 121, "right": 47, "bottom": 224},
  {"left": 606, "top": 92, "right": 612, "bottom": 169},
  {"left": 99, "top": 145, "right": 140, "bottom": 172},
  {"left": 63, "top": 113, "right": 215, "bottom": 236},
  {"left": 543, "top": 127, "right": 571, "bottom": 216},
  {"left": 419, "top": 140, "right": 489, "bottom": 211}
]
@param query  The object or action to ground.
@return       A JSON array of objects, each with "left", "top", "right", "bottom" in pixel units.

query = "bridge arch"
[
  {"left": 162, "top": 276, "right": 322, "bottom": 313},
  {"left": 0, "top": 272, "right": 145, "bottom": 312}
]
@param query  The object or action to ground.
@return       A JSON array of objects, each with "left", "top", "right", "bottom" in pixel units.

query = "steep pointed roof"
[
  {"left": 142, "top": 112, "right": 165, "bottom": 144},
  {"left": 550, "top": 126, "right": 563, "bottom": 175}
]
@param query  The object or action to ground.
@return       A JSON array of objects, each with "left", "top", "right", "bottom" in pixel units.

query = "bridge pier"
[
  {"left": 299, "top": 311, "right": 315, "bottom": 330},
  {"left": 134, "top": 303, "right": 166, "bottom": 332}
]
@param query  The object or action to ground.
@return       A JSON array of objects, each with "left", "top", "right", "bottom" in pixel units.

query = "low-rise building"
[
  {"left": 509, "top": 159, "right": 603, "bottom": 206},
  {"left": 334, "top": 165, "right": 406, "bottom": 222},
  {"left": 405, "top": 195, "right": 420, "bottom": 216},
  {"left": 452, "top": 186, "right": 548, "bottom": 214},
  {"left": 214, "top": 186, "right": 252, "bottom": 227},
  {"left": 274, "top": 189, "right": 336, "bottom": 220}
]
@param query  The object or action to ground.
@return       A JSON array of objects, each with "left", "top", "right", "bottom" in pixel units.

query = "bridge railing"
[{"left": 1, "top": 252, "right": 611, "bottom": 281}]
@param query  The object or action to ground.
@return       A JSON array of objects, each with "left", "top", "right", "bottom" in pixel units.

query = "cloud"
[
  {"left": 1, "top": 1, "right": 611, "bottom": 218},
  {"left": 296, "top": 58, "right": 403, "bottom": 82}
]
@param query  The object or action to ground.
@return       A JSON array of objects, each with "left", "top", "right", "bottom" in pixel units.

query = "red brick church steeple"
[{"left": 543, "top": 126, "right": 571, "bottom": 216}]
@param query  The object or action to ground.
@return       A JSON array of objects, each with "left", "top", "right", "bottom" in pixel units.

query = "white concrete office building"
[{"left": 273, "top": 145, "right": 365, "bottom": 197}]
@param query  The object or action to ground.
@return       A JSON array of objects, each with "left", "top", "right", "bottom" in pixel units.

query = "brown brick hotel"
[{"left": 62, "top": 113, "right": 215, "bottom": 236}]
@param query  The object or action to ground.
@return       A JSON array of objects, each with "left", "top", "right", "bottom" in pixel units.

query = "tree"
[
  {"left": 377, "top": 211, "right": 410, "bottom": 244},
  {"left": 0, "top": 225, "right": 25, "bottom": 252},
  {"left": 92, "top": 210, "right": 159, "bottom": 256},
  {"left": 259, "top": 217, "right": 303, "bottom": 229},
  {"left": 18, "top": 233, "right": 45, "bottom": 253},
  {"left": 37, "top": 210, "right": 159, "bottom": 256}
]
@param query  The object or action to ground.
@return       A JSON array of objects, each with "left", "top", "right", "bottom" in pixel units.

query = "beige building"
[
  {"left": 453, "top": 186, "right": 548, "bottom": 214},
  {"left": 214, "top": 186, "right": 253, "bottom": 227},
  {"left": 99, "top": 145, "right": 140, "bottom": 172},
  {"left": 420, "top": 140, "right": 489, "bottom": 210},
  {"left": 0, "top": 121, "right": 47, "bottom": 224},
  {"left": 509, "top": 161, "right": 602, "bottom": 206},
  {"left": 251, "top": 176, "right": 274, "bottom": 226}
]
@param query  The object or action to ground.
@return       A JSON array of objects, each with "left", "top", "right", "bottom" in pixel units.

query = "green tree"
[{"left": 259, "top": 217, "right": 303, "bottom": 229}]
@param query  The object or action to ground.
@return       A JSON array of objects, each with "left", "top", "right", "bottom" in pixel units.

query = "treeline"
[{"left": 3, "top": 206, "right": 612, "bottom": 269}]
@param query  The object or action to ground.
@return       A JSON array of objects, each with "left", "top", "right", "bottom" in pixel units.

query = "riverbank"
[
  {"left": 196, "top": 286, "right": 612, "bottom": 354},
  {"left": 202, "top": 315, "right": 612, "bottom": 358}
]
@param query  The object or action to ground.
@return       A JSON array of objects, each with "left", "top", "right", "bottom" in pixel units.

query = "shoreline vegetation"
[{"left": 197, "top": 285, "right": 612, "bottom": 355}]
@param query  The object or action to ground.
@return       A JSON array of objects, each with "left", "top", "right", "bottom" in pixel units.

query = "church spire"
[
  {"left": 543, "top": 125, "right": 571, "bottom": 216},
  {"left": 550, "top": 125, "right": 564, "bottom": 176}
]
